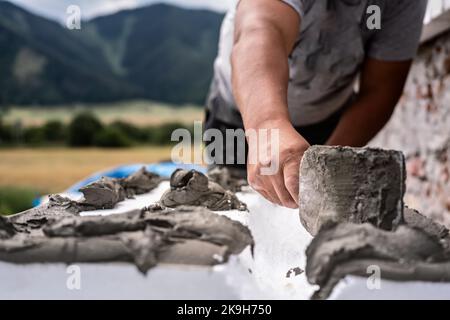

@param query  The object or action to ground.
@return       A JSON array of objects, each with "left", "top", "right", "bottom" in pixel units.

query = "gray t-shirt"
[{"left": 209, "top": 0, "right": 428, "bottom": 127}]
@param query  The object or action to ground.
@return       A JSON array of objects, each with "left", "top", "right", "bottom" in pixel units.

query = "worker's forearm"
[
  {"left": 327, "top": 57, "right": 411, "bottom": 147},
  {"left": 231, "top": 28, "right": 291, "bottom": 130},
  {"left": 326, "top": 93, "right": 397, "bottom": 147}
]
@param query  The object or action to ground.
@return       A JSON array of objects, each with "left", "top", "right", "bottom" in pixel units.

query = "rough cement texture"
[
  {"left": 120, "top": 167, "right": 163, "bottom": 197},
  {"left": 161, "top": 169, "right": 247, "bottom": 211},
  {"left": 79, "top": 177, "right": 126, "bottom": 210},
  {"left": 306, "top": 210, "right": 450, "bottom": 300},
  {"left": 404, "top": 206, "right": 449, "bottom": 239},
  {"left": 0, "top": 204, "right": 253, "bottom": 274},
  {"left": 370, "top": 30, "right": 450, "bottom": 227},
  {"left": 48, "top": 167, "right": 163, "bottom": 213},
  {"left": 299, "top": 146, "right": 405, "bottom": 236},
  {"left": 0, "top": 167, "right": 253, "bottom": 273}
]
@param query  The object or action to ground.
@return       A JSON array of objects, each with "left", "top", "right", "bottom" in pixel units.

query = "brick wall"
[{"left": 370, "top": 30, "right": 450, "bottom": 227}]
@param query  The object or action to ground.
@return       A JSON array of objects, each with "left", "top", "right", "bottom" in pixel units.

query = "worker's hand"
[{"left": 247, "top": 119, "right": 310, "bottom": 208}]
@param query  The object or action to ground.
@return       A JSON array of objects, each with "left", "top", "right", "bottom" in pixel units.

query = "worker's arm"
[
  {"left": 327, "top": 58, "right": 412, "bottom": 146},
  {"left": 232, "top": 0, "right": 307, "bottom": 208}
]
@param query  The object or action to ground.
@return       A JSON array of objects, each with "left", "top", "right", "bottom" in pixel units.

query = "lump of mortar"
[
  {"left": 42, "top": 209, "right": 145, "bottom": 237},
  {"left": 119, "top": 225, "right": 163, "bottom": 273},
  {"left": 79, "top": 177, "right": 126, "bottom": 210},
  {"left": 120, "top": 167, "right": 162, "bottom": 197},
  {"left": 43, "top": 168, "right": 162, "bottom": 213},
  {"left": 147, "top": 206, "right": 254, "bottom": 254},
  {"left": 160, "top": 169, "right": 247, "bottom": 211},
  {"left": 286, "top": 267, "right": 304, "bottom": 278},
  {"left": 47, "top": 194, "right": 81, "bottom": 213},
  {"left": 299, "top": 146, "right": 405, "bottom": 236},
  {"left": 207, "top": 166, "right": 248, "bottom": 192},
  {"left": 42, "top": 206, "right": 253, "bottom": 255},
  {"left": 305, "top": 222, "right": 450, "bottom": 300},
  {"left": 78, "top": 167, "right": 161, "bottom": 209},
  {"left": 0, "top": 205, "right": 253, "bottom": 274},
  {"left": 404, "top": 207, "right": 449, "bottom": 240},
  {"left": 8, "top": 195, "right": 80, "bottom": 235}
]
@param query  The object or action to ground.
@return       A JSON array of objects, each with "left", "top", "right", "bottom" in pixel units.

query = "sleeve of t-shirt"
[
  {"left": 281, "top": 0, "right": 305, "bottom": 17},
  {"left": 368, "top": 0, "right": 428, "bottom": 61}
]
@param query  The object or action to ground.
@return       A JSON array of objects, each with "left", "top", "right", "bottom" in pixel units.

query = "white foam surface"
[{"left": 2, "top": 185, "right": 450, "bottom": 300}]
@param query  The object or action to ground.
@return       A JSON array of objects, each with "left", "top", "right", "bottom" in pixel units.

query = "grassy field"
[
  {"left": 0, "top": 147, "right": 174, "bottom": 194},
  {"left": 2, "top": 100, "right": 204, "bottom": 127}
]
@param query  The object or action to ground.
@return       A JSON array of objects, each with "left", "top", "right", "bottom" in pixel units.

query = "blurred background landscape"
[{"left": 0, "top": 0, "right": 227, "bottom": 214}]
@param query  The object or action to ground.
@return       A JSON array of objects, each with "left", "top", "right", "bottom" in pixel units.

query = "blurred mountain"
[{"left": 0, "top": 1, "right": 223, "bottom": 106}]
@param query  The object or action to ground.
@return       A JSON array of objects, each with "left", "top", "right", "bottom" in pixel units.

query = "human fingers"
[
  {"left": 283, "top": 156, "right": 301, "bottom": 206},
  {"left": 269, "top": 171, "right": 297, "bottom": 208}
]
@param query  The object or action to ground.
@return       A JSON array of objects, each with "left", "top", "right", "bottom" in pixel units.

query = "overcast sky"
[
  {"left": 7, "top": 0, "right": 448, "bottom": 23},
  {"left": 8, "top": 0, "right": 237, "bottom": 21}
]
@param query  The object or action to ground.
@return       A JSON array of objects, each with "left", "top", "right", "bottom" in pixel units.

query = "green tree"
[
  {"left": 68, "top": 112, "right": 103, "bottom": 147},
  {"left": 23, "top": 127, "right": 46, "bottom": 146},
  {"left": 110, "top": 121, "right": 146, "bottom": 142},
  {"left": 147, "top": 122, "right": 192, "bottom": 145},
  {"left": 43, "top": 120, "right": 67, "bottom": 142},
  {"left": 0, "top": 117, "right": 13, "bottom": 145},
  {"left": 94, "top": 126, "right": 133, "bottom": 148}
]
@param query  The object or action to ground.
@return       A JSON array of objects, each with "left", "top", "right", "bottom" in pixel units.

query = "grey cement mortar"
[
  {"left": 45, "top": 167, "right": 163, "bottom": 213},
  {"left": 299, "top": 146, "right": 405, "bottom": 236},
  {"left": 160, "top": 169, "right": 247, "bottom": 211},
  {"left": 4, "top": 152, "right": 448, "bottom": 299},
  {"left": 404, "top": 206, "right": 449, "bottom": 239},
  {"left": 0, "top": 168, "right": 253, "bottom": 273},
  {"left": 285, "top": 267, "right": 304, "bottom": 278},
  {"left": 0, "top": 204, "right": 253, "bottom": 274},
  {"left": 305, "top": 209, "right": 450, "bottom": 300},
  {"left": 300, "top": 146, "right": 450, "bottom": 299}
]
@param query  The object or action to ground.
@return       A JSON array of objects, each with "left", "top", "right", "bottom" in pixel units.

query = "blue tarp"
[{"left": 33, "top": 162, "right": 205, "bottom": 207}]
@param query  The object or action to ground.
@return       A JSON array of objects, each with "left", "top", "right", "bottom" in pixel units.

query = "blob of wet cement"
[
  {"left": 305, "top": 207, "right": 450, "bottom": 299},
  {"left": 160, "top": 169, "right": 247, "bottom": 211},
  {"left": 0, "top": 204, "right": 254, "bottom": 274}
]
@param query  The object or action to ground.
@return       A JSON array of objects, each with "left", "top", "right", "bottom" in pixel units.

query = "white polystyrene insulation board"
[{"left": 1, "top": 184, "right": 450, "bottom": 299}]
